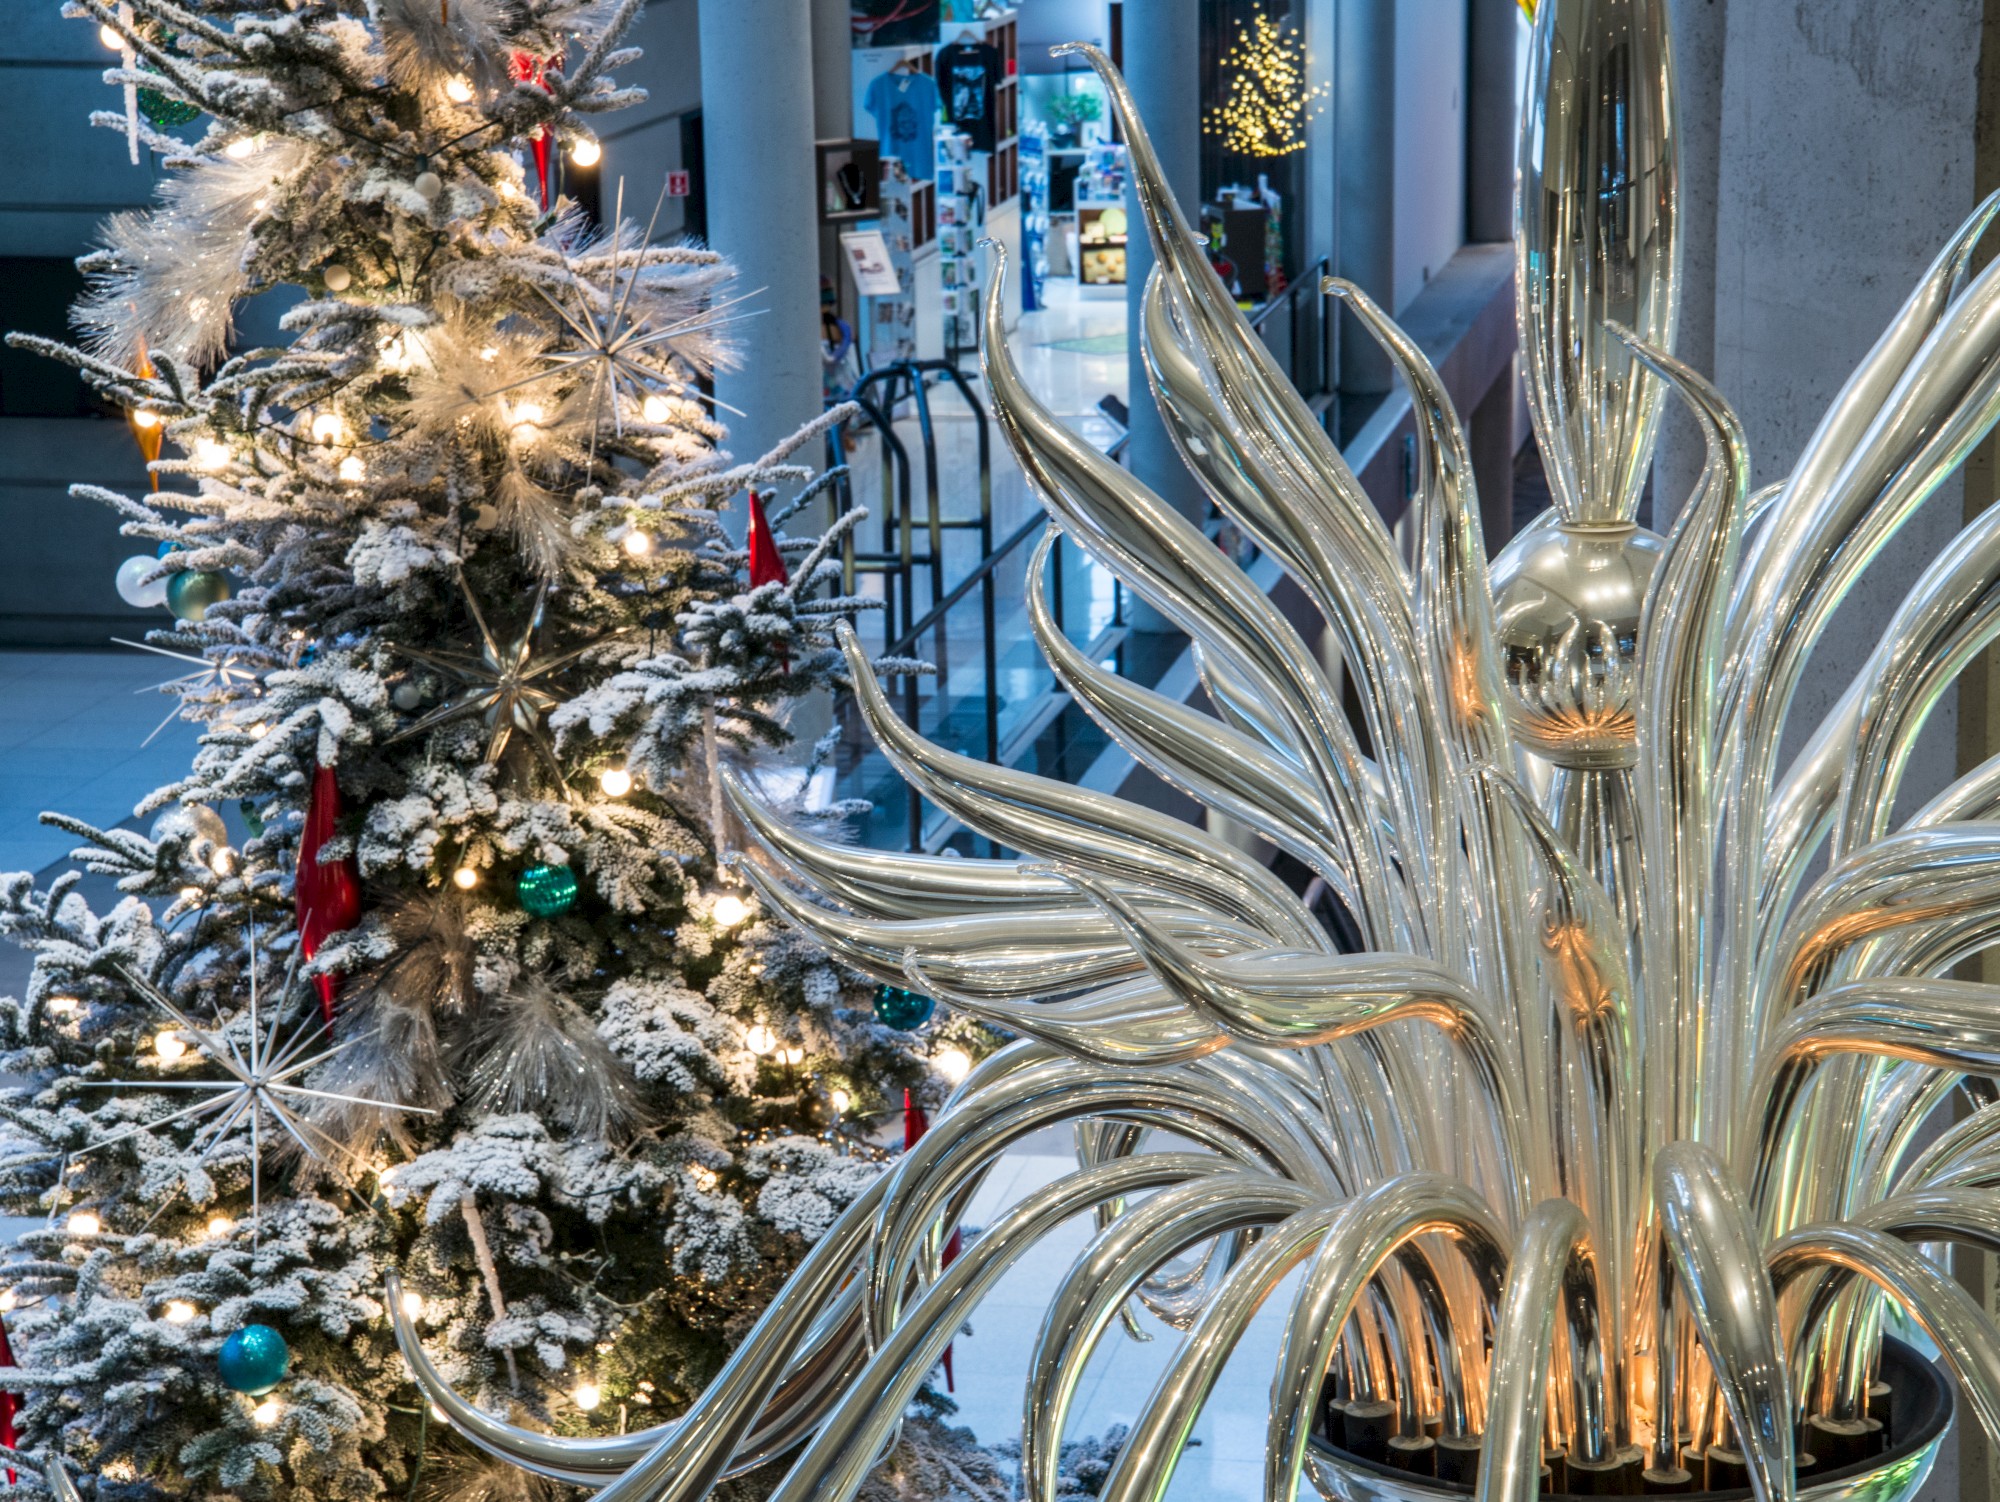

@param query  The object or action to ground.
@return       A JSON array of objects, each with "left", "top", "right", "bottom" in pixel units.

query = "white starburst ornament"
[
  {"left": 80, "top": 929, "right": 434, "bottom": 1225},
  {"left": 481, "top": 183, "right": 760, "bottom": 452}
]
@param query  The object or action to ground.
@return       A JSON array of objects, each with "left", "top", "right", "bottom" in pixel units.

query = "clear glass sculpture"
[{"left": 392, "top": 3, "right": 2000, "bottom": 1500}]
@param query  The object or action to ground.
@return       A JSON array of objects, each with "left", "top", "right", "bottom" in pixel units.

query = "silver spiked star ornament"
[
  {"left": 481, "top": 182, "right": 758, "bottom": 450},
  {"left": 81, "top": 934, "right": 433, "bottom": 1224},
  {"left": 386, "top": 574, "right": 623, "bottom": 776}
]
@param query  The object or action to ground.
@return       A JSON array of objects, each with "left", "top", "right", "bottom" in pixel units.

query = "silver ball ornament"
[
  {"left": 150, "top": 802, "right": 228, "bottom": 847},
  {"left": 187, "top": 803, "right": 229, "bottom": 847},
  {"left": 322, "top": 264, "right": 352, "bottom": 292},
  {"left": 115, "top": 555, "right": 170, "bottom": 609},
  {"left": 166, "top": 569, "right": 233, "bottom": 622},
  {"left": 1488, "top": 517, "right": 1664, "bottom": 770},
  {"left": 413, "top": 171, "right": 443, "bottom": 201},
  {"left": 392, "top": 681, "right": 424, "bottom": 711},
  {"left": 470, "top": 503, "right": 501, "bottom": 531}
]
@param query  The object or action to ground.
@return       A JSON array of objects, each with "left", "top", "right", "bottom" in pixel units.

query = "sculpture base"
[{"left": 1306, "top": 1337, "right": 1950, "bottom": 1502}]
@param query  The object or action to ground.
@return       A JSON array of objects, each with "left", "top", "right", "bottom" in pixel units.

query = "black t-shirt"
[{"left": 936, "top": 41, "right": 1002, "bottom": 153}]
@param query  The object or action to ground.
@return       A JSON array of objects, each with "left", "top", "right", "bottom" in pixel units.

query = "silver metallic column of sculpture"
[{"left": 387, "top": 2, "right": 2000, "bottom": 1500}]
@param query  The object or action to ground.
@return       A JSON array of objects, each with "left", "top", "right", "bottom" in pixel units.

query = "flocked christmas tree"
[{"left": 0, "top": 1, "right": 999, "bottom": 1497}]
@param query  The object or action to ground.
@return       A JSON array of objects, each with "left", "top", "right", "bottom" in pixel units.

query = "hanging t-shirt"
[
  {"left": 864, "top": 70, "right": 941, "bottom": 182},
  {"left": 935, "top": 40, "right": 1002, "bottom": 153}
]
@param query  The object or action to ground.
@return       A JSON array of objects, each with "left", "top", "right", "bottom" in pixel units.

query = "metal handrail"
[{"left": 1248, "top": 253, "right": 1333, "bottom": 411}]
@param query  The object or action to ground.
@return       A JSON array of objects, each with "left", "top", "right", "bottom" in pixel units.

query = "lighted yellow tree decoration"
[{"left": 1204, "top": 12, "right": 1327, "bottom": 159}]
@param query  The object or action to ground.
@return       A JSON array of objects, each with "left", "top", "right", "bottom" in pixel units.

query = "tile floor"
[
  {"left": 952, "top": 1126, "right": 1293, "bottom": 1502},
  {"left": 833, "top": 279, "right": 1139, "bottom": 850},
  {"left": 0, "top": 649, "right": 198, "bottom": 879}
]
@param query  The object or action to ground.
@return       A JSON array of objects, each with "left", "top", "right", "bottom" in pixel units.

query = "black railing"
[
  {"left": 824, "top": 367, "right": 1126, "bottom": 853},
  {"left": 1249, "top": 253, "right": 1334, "bottom": 417},
  {"left": 837, "top": 359, "right": 993, "bottom": 647}
]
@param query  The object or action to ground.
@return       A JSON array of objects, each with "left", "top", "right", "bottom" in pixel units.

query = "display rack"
[
  {"left": 936, "top": 127, "right": 983, "bottom": 358},
  {"left": 981, "top": 11, "right": 1019, "bottom": 210},
  {"left": 1018, "top": 123, "right": 1049, "bottom": 312}
]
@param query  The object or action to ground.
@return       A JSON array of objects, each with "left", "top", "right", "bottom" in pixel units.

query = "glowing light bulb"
[
  {"left": 224, "top": 136, "right": 258, "bottom": 160},
  {"left": 598, "top": 767, "right": 633, "bottom": 797},
  {"left": 47, "top": 996, "right": 78, "bottom": 1014},
  {"left": 67, "top": 1211, "right": 102, "bottom": 1237},
  {"left": 155, "top": 1030, "right": 188, "bottom": 1063},
  {"left": 131, "top": 408, "right": 161, "bottom": 429},
  {"left": 378, "top": 332, "right": 417, "bottom": 372},
  {"left": 690, "top": 1166, "right": 719, "bottom": 1191},
  {"left": 572, "top": 1382, "right": 602, "bottom": 1412},
  {"left": 642, "top": 393, "right": 672, "bottom": 424},
  {"left": 453, "top": 865, "right": 479, "bottom": 891},
  {"left": 192, "top": 437, "right": 231, "bottom": 471},
  {"left": 570, "top": 138, "right": 602, "bottom": 167},
  {"left": 622, "top": 530, "right": 652, "bottom": 558},
  {"left": 253, "top": 1398, "right": 282, "bottom": 1426},
  {"left": 338, "top": 455, "right": 366, "bottom": 483},
  {"left": 744, "top": 1024, "right": 777, "bottom": 1056},
  {"left": 1, "top": 1290, "right": 17, "bottom": 1312},
  {"left": 206, "top": 1215, "right": 233, "bottom": 1238},
  {"left": 830, "top": 1088, "right": 851, "bottom": 1114},
  {"left": 309, "top": 411, "right": 346, "bottom": 445},
  {"left": 479, "top": 346, "right": 499, "bottom": 362},
  {"left": 400, "top": 1290, "right": 424, "bottom": 1319},
  {"left": 99, "top": 22, "right": 125, "bottom": 49},
  {"left": 164, "top": 1300, "right": 197, "bottom": 1324},
  {"left": 509, "top": 400, "right": 545, "bottom": 443},
  {"left": 209, "top": 846, "right": 236, "bottom": 876},
  {"left": 934, "top": 1046, "right": 972, "bottom": 1085},
  {"left": 249, "top": 722, "right": 270, "bottom": 740},
  {"left": 444, "top": 75, "right": 475, "bottom": 103},
  {"left": 778, "top": 1046, "right": 805, "bottom": 1066},
  {"left": 712, "top": 894, "right": 752, "bottom": 928}
]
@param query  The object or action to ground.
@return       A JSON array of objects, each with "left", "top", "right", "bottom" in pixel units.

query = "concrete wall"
[
  {"left": 1701, "top": 0, "right": 1983, "bottom": 807},
  {"left": 1390, "top": 0, "right": 1468, "bottom": 315},
  {"left": 0, "top": 5, "right": 166, "bottom": 648},
  {"left": 598, "top": 0, "right": 704, "bottom": 244}
]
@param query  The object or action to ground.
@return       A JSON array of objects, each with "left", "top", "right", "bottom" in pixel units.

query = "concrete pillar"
[
  {"left": 1335, "top": 0, "right": 1395, "bottom": 398},
  {"left": 698, "top": 0, "right": 823, "bottom": 474},
  {"left": 1465, "top": 0, "right": 1517, "bottom": 247},
  {"left": 1650, "top": 0, "right": 1728, "bottom": 526},
  {"left": 809, "top": 0, "right": 851, "bottom": 138},
  {"left": 1122, "top": 0, "right": 1202, "bottom": 547},
  {"left": 1707, "top": 0, "right": 1980, "bottom": 811}
]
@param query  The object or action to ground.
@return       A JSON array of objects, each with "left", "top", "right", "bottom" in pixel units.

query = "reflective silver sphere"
[{"left": 1488, "top": 517, "right": 1665, "bottom": 769}]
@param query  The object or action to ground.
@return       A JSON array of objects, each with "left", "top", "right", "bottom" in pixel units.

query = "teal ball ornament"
[
  {"left": 166, "top": 569, "right": 232, "bottom": 621},
  {"left": 874, "top": 985, "right": 935, "bottom": 1031},
  {"left": 516, "top": 863, "right": 579, "bottom": 917},
  {"left": 218, "top": 1324, "right": 290, "bottom": 1394},
  {"left": 138, "top": 87, "right": 201, "bottom": 129}
]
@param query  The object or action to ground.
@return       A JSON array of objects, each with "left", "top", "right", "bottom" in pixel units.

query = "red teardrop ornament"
[{"left": 296, "top": 763, "right": 362, "bottom": 1024}]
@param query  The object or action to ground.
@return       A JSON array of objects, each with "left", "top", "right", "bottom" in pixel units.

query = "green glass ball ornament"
[
  {"left": 137, "top": 87, "right": 201, "bottom": 128},
  {"left": 874, "top": 984, "right": 935, "bottom": 1031},
  {"left": 218, "top": 1324, "right": 290, "bottom": 1394},
  {"left": 516, "top": 863, "right": 579, "bottom": 917},
  {"left": 166, "top": 569, "right": 232, "bottom": 621}
]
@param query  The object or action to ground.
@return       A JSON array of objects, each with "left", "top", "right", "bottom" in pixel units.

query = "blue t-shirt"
[{"left": 865, "top": 69, "right": 940, "bottom": 182}]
